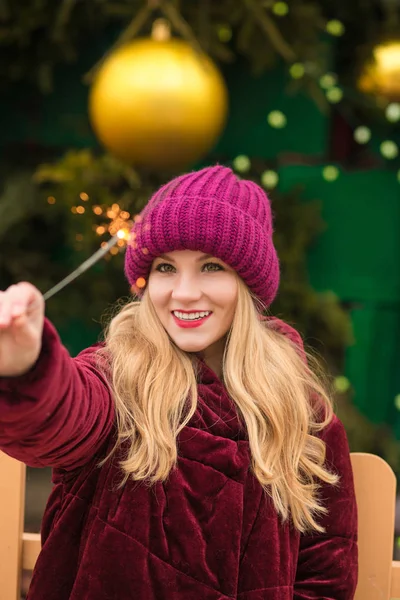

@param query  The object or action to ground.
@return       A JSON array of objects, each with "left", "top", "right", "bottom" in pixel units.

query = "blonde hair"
[{"left": 98, "top": 278, "right": 337, "bottom": 533}]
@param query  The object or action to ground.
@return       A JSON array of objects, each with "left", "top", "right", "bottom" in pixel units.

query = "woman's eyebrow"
[
  {"left": 196, "top": 254, "right": 214, "bottom": 262},
  {"left": 156, "top": 253, "right": 215, "bottom": 263},
  {"left": 157, "top": 254, "right": 175, "bottom": 262}
]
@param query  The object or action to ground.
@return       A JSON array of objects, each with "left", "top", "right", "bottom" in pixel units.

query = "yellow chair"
[
  {"left": 0, "top": 452, "right": 40, "bottom": 600},
  {"left": 351, "top": 452, "right": 400, "bottom": 600},
  {"left": 1, "top": 450, "right": 400, "bottom": 599}
]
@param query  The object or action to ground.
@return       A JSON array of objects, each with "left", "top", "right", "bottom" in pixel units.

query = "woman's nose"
[{"left": 171, "top": 274, "right": 202, "bottom": 303}]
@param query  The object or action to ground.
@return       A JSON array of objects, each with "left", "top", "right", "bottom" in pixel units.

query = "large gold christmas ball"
[
  {"left": 358, "top": 41, "right": 400, "bottom": 100},
  {"left": 89, "top": 38, "right": 228, "bottom": 171}
]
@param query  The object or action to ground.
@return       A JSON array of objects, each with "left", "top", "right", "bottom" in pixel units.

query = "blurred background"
[{"left": 0, "top": 0, "right": 400, "bottom": 563}]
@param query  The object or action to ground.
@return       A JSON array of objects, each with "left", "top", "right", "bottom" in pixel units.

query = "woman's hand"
[{"left": 0, "top": 283, "right": 45, "bottom": 377}]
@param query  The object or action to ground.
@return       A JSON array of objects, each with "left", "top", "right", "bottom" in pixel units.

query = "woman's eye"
[
  {"left": 203, "top": 262, "right": 224, "bottom": 272},
  {"left": 155, "top": 263, "right": 175, "bottom": 273}
]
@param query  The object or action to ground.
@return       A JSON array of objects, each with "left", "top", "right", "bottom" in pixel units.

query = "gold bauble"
[
  {"left": 89, "top": 38, "right": 228, "bottom": 171},
  {"left": 358, "top": 41, "right": 400, "bottom": 100}
]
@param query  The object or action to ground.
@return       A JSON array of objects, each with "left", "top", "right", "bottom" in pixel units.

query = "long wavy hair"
[{"left": 98, "top": 277, "right": 337, "bottom": 533}]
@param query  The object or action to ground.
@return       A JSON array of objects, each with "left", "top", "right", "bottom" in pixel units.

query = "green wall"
[
  {"left": 278, "top": 165, "right": 400, "bottom": 428},
  {"left": 214, "top": 60, "right": 328, "bottom": 158}
]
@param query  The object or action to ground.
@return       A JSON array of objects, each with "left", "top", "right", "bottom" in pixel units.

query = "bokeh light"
[
  {"left": 289, "top": 63, "right": 305, "bottom": 79},
  {"left": 322, "top": 165, "right": 340, "bottom": 181},
  {"left": 354, "top": 126, "right": 371, "bottom": 144},
  {"left": 380, "top": 140, "right": 399, "bottom": 159},
  {"left": 233, "top": 155, "right": 251, "bottom": 173},
  {"left": 326, "top": 20, "right": 345, "bottom": 36},
  {"left": 261, "top": 170, "right": 279, "bottom": 189},
  {"left": 272, "top": 2, "right": 289, "bottom": 16},
  {"left": 326, "top": 87, "right": 343, "bottom": 103},
  {"left": 267, "top": 110, "right": 287, "bottom": 128}
]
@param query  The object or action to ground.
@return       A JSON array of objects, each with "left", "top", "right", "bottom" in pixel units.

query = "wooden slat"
[
  {"left": 0, "top": 452, "right": 26, "bottom": 600},
  {"left": 351, "top": 453, "right": 397, "bottom": 600},
  {"left": 22, "top": 533, "right": 41, "bottom": 572},
  {"left": 390, "top": 561, "right": 400, "bottom": 598}
]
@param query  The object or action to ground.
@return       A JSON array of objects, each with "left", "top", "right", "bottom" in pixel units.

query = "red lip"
[{"left": 172, "top": 313, "right": 212, "bottom": 329}]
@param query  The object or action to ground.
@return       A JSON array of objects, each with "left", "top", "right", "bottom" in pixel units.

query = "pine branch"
[
  {"left": 242, "top": 0, "right": 296, "bottom": 62},
  {"left": 0, "top": 172, "right": 37, "bottom": 239},
  {"left": 52, "top": 0, "right": 78, "bottom": 42},
  {"left": 84, "top": 2, "right": 152, "bottom": 83},
  {"left": 160, "top": 0, "right": 204, "bottom": 55}
]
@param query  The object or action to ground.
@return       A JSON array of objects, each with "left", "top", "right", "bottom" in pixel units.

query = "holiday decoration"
[
  {"left": 88, "top": 25, "right": 228, "bottom": 171},
  {"left": 358, "top": 41, "right": 400, "bottom": 100}
]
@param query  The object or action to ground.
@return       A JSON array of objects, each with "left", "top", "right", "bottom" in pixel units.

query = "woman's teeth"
[{"left": 173, "top": 311, "right": 211, "bottom": 321}]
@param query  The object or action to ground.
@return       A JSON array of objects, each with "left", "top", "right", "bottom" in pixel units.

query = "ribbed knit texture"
[{"left": 124, "top": 165, "right": 280, "bottom": 307}]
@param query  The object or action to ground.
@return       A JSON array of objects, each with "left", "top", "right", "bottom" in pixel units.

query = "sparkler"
[{"left": 43, "top": 235, "right": 120, "bottom": 301}]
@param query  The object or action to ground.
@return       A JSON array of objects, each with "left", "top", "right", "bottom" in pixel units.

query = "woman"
[{"left": 0, "top": 165, "right": 357, "bottom": 599}]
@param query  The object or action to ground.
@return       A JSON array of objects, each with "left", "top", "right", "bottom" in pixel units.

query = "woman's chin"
[
  {"left": 174, "top": 341, "right": 208, "bottom": 353},
  {"left": 169, "top": 333, "right": 210, "bottom": 354}
]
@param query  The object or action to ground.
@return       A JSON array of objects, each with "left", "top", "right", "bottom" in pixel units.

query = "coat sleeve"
[
  {"left": 0, "top": 318, "right": 115, "bottom": 470},
  {"left": 294, "top": 415, "right": 358, "bottom": 599}
]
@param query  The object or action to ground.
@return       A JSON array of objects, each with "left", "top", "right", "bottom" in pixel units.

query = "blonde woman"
[{"left": 0, "top": 166, "right": 357, "bottom": 599}]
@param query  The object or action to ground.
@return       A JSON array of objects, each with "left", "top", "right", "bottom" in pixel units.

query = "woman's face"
[{"left": 147, "top": 250, "right": 238, "bottom": 361}]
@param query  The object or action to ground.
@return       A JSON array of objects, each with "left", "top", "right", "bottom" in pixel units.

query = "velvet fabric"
[{"left": 0, "top": 318, "right": 357, "bottom": 599}]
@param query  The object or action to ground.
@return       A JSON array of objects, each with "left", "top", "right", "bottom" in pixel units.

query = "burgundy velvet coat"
[{"left": 0, "top": 318, "right": 358, "bottom": 599}]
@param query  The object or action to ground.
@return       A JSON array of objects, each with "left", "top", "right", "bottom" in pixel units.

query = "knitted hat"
[{"left": 124, "top": 165, "right": 280, "bottom": 307}]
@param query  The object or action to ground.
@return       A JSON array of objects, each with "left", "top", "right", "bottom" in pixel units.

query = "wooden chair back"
[
  {"left": 0, "top": 452, "right": 40, "bottom": 600},
  {"left": 351, "top": 452, "right": 400, "bottom": 599}
]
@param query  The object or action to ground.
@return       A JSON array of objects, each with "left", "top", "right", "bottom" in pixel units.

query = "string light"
[
  {"left": 47, "top": 196, "right": 56, "bottom": 204},
  {"left": 322, "top": 165, "right": 340, "bottom": 181},
  {"left": 385, "top": 103, "right": 400, "bottom": 122},
  {"left": 76, "top": 206, "right": 85, "bottom": 214},
  {"left": 319, "top": 73, "right": 337, "bottom": 89},
  {"left": 267, "top": 110, "right": 287, "bottom": 128},
  {"left": 233, "top": 155, "right": 251, "bottom": 173},
  {"left": 79, "top": 192, "right": 89, "bottom": 201},
  {"left": 354, "top": 126, "right": 371, "bottom": 144},
  {"left": 93, "top": 206, "right": 103, "bottom": 215},
  {"left": 380, "top": 140, "right": 398, "bottom": 159},
  {"left": 217, "top": 25, "right": 232, "bottom": 42},
  {"left": 71, "top": 206, "right": 77, "bottom": 214},
  {"left": 326, "top": 87, "right": 343, "bottom": 103},
  {"left": 326, "top": 20, "right": 345, "bottom": 36},
  {"left": 136, "top": 277, "right": 147, "bottom": 289},
  {"left": 334, "top": 376, "right": 350, "bottom": 393},
  {"left": 272, "top": 2, "right": 289, "bottom": 16},
  {"left": 261, "top": 170, "right": 279, "bottom": 189},
  {"left": 96, "top": 226, "right": 106, "bottom": 235},
  {"left": 289, "top": 63, "right": 305, "bottom": 79}
]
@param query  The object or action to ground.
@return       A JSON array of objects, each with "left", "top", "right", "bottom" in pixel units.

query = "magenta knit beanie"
[{"left": 124, "top": 165, "right": 280, "bottom": 307}]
